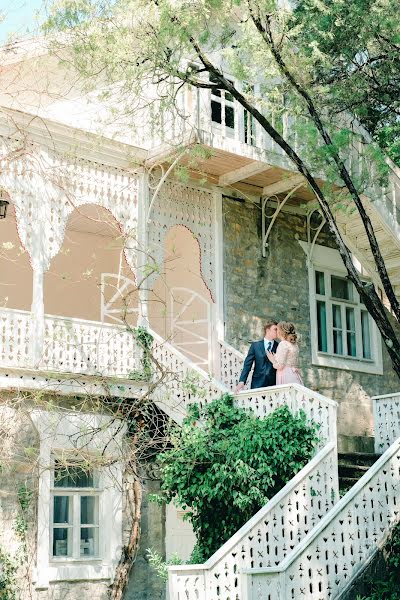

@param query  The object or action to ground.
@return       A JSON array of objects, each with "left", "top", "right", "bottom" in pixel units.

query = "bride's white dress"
[{"left": 271, "top": 340, "right": 303, "bottom": 385}]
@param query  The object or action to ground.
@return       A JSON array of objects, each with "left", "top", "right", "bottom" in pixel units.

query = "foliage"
[
  {"left": 156, "top": 395, "right": 319, "bottom": 561},
  {"left": 291, "top": 0, "right": 400, "bottom": 162},
  {"left": 0, "top": 546, "right": 17, "bottom": 600},
  {"left": 13, "top": 483, "right": 33, "bottom": 542},
  {"left": 357, "top": 521, "right": 400, "bottom": 600},
  {"left": 146, "top": 548, "right": 183, "bottom": 582},
  {"left": 128, "top": 326, "right": 153, "bottom": 380}
]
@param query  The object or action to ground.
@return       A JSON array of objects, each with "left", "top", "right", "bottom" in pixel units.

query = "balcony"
[{"left": 0, "top": 307, "right": 142, "bottom": 379}]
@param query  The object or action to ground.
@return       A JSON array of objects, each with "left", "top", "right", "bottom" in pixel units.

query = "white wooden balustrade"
[
  {"left": 168, "top": 385, "right": 338, "bottom": 600},
  {"left": 0, "top": 308, "right": 32, "bottom": 369},
  {"left": 150, "top": 329, "right": 227, "bottom": 422},
  {"left": 372, "top": 391, "right": 400, "bottom": 453},
  {"left": 0, "top": 307, "right": 142, "bottom": 377},
  {"left": 236, "top": 385, "right": 337, "bottom": 451},
  {"left": 218, "top": 340, "right": 246, "bottom": 390},
  {"left": 244, "top": 436, "right": 400, "bottom": 600}
]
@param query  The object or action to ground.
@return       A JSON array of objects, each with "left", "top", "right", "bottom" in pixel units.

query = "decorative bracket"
[
  {"left": 307, "top": 207, "right": 326, "bottom": 262},
  {"left": 261, "top": 182, "right": 304, "bottom": 257},
  {"left": 146, "top": 147, "right": 189, "bottom": 223}
]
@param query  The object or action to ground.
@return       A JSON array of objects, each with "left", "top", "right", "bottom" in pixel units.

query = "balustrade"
[
  {"left": 372, "top": 392, "right": 400, "bottom": 453},
  {"left": 168, "top": 386, "right": 338, "bottom": 600},
  {"left": 246, "top": 437, "right": 400, "bottom": 600},
  {"left": 0, "top": 307, "right": 142, "bottom": 377}
]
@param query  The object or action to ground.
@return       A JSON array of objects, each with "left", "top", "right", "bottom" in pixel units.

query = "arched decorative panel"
[
  {"left": 0, "top": 137, "right": 139, "bottom": 275},
  {"left": 147, "top": 181, "right": 216, "bottom": 300}
]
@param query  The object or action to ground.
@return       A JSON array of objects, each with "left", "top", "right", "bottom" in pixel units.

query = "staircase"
[
  {"left": 161, "top": 334, "right": 400, "bottom": 600},
  {"left": 338, "top": 452, "right": 380, "bottom": 496}
]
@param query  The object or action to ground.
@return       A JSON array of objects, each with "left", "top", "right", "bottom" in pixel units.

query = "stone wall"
[
  {"left": 0, "top": 395, "right": 164, "bottom": 600},
  {"left": 222, "top": 196, "right": 400, "bottom": 451}
]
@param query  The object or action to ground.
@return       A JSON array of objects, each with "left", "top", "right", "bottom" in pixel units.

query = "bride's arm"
[{"left": 268, "top": 342, "right": 289, "bottom": 371}]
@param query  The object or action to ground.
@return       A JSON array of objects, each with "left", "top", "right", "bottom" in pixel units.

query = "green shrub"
[{"left": 156, "top": 395, "right": 319, "bottom": 561}]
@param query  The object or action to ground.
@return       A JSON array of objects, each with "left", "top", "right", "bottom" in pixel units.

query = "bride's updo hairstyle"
[{"left": 278, "top": 321, "right": 298, "bottom": 344}]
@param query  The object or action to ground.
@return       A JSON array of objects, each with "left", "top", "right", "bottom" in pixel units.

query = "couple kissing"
[{"left": 236, "top": 320, "right": 303, "bottom": 392}]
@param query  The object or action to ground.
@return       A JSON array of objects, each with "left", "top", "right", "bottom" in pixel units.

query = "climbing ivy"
[
  {"left": 0, "top": 547, "right": 17, "bottom": 600},
  {"left": 155, "top": 395, "right": 319, "bottom": 561},
  {"left": 128, "top": 326, "right": 154, "bottom": 381}
]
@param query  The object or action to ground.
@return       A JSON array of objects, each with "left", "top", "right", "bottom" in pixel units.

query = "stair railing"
[
  {"left": 242, "top": 435, "right": 400, "bottom": 600},
  {"left": 372, "top": 391, "right": 400, "bottom": 453},
  {"left": 168, "top": 385, "right": 338, "bottom": 600}
]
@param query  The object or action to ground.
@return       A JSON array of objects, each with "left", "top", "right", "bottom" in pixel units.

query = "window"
[
  {"left": 300, "top": 241, "right": 382, "bottom": 374},
  {"left": 210, "top": 74, "right": 235, "bottom": 134},
  {"left": 51, "top": 460, "right": 100, "bottom": 560},
  {"left": 314, "top": 269, "right": 373, "bottom": 361},
  {"left": 32, "top": 410, "right": 124, "bottom": 590}
]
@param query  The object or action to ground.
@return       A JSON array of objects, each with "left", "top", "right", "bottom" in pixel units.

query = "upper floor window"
[
  {"left": 210, "top": 73, "right": 235, "bottom": 134},
  {"left": 51, "top": 459, "right": 100, "bottom": 560}
]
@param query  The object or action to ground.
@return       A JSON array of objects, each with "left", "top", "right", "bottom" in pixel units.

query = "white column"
[
  {"left": 137, "top": 170, "right": 150, "bottom": 328},
  {"left": 31, "top": 265, "right": 45, "bottom": 366},
  {"left": 211, "top": 190, "right": 224, "bottom": 376}
]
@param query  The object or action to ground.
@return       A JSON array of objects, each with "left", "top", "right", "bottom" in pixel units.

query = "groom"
[{"left": 235, "top": 321, "right": 279, "bottom": 392}]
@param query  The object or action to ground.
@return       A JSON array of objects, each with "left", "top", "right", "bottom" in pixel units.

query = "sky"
[{"left": 0, "top": 0, "right": 46, "bottom": 43}]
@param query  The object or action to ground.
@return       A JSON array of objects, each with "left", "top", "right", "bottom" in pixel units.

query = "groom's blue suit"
[{"left": 239, "top": 339, "right": 279, "bottom": 389}]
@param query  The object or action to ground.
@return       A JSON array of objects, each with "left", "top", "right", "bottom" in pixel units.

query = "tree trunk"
[{"left": 109, "top": 478, "right": 142, "bottom": 600}]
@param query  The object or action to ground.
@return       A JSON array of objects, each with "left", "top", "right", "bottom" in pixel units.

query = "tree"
[
  {"left": 44, "top": 0, "right": 400, "bottom": 378},
  {"left": 156, "top": 396, "right": 319, "bottom": 561},
  {"left": 291, "top": 0, "right": 400, "bottom": 161}
]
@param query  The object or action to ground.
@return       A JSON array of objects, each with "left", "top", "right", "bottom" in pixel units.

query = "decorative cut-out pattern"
[
  {"left": 373, "top": 393, "right": 400, "bottom": 453},
  {"left": 0, "top": 139, "right": 139, "bottom": 273},
  {"left": 147, "top": 181, "right": 216, "bottom": 299},
  {"left": 42, "top": 314, "right": 142, "bottom": 376},
  {"left": 0, "top": 307, "right": 141, "bottom": 376},
  {"left": 151, "top": 329, "right": 226, "bottom": 419},
  {"left": 219, "top": 340, "right": 248, "bottom": 390},
  {"left": 278, "top": 440, "right": 400, "bottom": 600},
  {"left": 236, "top": 386, "right": 337, "bottom": 451},
  {"left": 0, "top": 308, "right": 32, "bottom": 368}
]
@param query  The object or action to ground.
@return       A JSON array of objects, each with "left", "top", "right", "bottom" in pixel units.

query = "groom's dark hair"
[{"left": 264, "top": 320, "right": 278, "bottom": 333}]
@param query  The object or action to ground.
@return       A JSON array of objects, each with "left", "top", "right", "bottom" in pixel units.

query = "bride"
[{"left": 267, "top": 321, "right": 303, "bottom": 385}]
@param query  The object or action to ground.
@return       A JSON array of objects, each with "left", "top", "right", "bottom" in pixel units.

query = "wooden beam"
[
  {"left": 219, "top": 161, "right": 273, "bottom": 186},
  {"left": 262, "top": 174, "right": 305, "bottom": 196}
]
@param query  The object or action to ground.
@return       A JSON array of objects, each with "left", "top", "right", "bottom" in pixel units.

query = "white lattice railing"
[
  {"left": 218, "top": 340, "right": 245, "bottom": 390},
  {"left": 42, "top": 314, "right": 142, "bottom": 376},
  {"left": 0, "top": 308, "right": 32, "bottom": 369},
  {"left": 168, "top": 385, "right": 338, "bottom": 600},
  {"left": 150, "top": 329, "right": 227, "bottom": 422},
  {"left": 0, "top": 307, "right": 142, "bottom": 377},
  {"left": 236, "top": 384, "right": 337, "bottom": 450},
  {"left": 244, "top": 435, "right": 400, "bottom": 600},
  {"left": 372, "top": 392, "right": 400, "bottom": 454}
]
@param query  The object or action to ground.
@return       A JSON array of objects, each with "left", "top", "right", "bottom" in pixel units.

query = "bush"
[{"left": 157, "top": 395, "right": 319, "bottom": 561}]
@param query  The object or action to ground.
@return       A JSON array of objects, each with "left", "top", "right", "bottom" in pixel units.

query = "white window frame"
[
  {"left": 30, "top": 410, "right": 124, "bottom": 589},
  {"left": 50, "top": 457, "right": 101, "bottom": 562},
  {"left": 301, "top": 242, "right": 383, "bottom": 375},
  {"left": 210, "top": 74, "right": 236, "bottom": 138}
]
